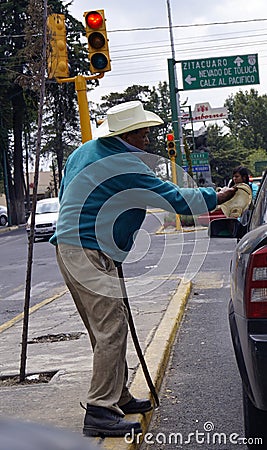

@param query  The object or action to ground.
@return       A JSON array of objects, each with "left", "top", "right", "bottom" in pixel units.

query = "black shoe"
[
  {"left": 120, "top": 397, "right": 153, "bottom": 414},
  {"left": 83, "top": 405, "right": 142, "bottom": 437}
]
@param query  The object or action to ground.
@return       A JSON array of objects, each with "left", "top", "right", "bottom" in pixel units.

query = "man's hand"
[{"left": 216, "top": 186, "right": 238, "bottom": 205}]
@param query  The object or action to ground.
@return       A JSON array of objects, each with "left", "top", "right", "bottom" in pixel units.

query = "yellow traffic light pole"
[
  {"left": 169, "top": 155, "right": 182, "bottom": 231},
  {"left": 167, "top": 134, "right": 182, "bottom": 231},
  {"left": 57, "top": 73, "right": 104, "bottom": 143}
]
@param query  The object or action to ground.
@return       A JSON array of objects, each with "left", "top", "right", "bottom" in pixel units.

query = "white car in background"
[
  {"left": 0, "top": 206, "right": 8, "bottom": 227},
  {"left": 26, "top": 197, "right": 59, "bottom": 241}
]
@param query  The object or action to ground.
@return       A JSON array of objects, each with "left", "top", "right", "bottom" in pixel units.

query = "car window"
[
  {"left": 250, "top": 173, "right": 267, "bottom": 229},
  {"left": 36, "top": 201, "right": 59, "bottom": 214}
]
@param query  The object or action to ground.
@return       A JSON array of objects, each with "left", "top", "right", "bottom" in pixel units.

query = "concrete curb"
[
  {"left": 101, "top": 278, "right": 192, "bottom": 450},
  {"left": 0, "top": 225, "right": 18, "bottom": 234},
  {"left": 156, "top": 225, "right": 207, "bottom": 234}
]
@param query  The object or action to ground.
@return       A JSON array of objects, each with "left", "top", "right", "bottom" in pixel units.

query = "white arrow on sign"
[
  {"left": 234, "top": 56, "right": 244, "bottom": 67},
  {"left": 185, "top": 74, "right": 197, "bottom": 85}
]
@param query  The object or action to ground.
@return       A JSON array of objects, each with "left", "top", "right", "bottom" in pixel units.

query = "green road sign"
[
  {"left": 181, "top": 54, "right": 259, "bottom": 91},
  {"left": 182, "top": 152, "right": 209, "bottom": 165}
]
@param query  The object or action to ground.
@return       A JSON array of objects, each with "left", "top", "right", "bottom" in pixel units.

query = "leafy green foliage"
[
  {"left": 0, "top": 0, "right": 98, "bottom": 222},
  {"left": 225, "top": 89, "right": 267, "bottom": 151},
  {"left": 245, "top": 148, "right": 267, "bottom": 176},
  {"left": 94, "top": 82, "right": 171, "bottom": 157},
  {"left": 207, "top": 123, "right": 248, "bottom": 186}
]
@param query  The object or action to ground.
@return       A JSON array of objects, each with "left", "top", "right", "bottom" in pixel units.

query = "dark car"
[
  {"left": 197, "top": 206, "right": 226, "bottom": 226},
  {"left": 0, "top": 205, "right": 8, "bottom": 226},
  {"left": 209, "top": 171, "right": 267, "bottom": 448}
]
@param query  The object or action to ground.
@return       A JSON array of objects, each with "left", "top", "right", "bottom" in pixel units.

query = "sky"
[{"left": 66, "top": 0, "right": 267, "bottom": 128}]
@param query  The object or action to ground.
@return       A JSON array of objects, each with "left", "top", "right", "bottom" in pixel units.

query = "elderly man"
[{"left": 50, "top": 101, "right": 236, "bottom": 437}]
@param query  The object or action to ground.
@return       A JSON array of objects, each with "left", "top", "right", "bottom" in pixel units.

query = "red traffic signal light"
[
  {"left": 166, "top": 133, "right": 177, "bottom": 157},
  {"left": 167, "top": 133, "right": 174, "bottom": 141},
  {"left": 84, "top": 10, "right": 111, "bottom": 74},
  {"left": 85, "top": 11, "right": 103, "bottom": 29}
]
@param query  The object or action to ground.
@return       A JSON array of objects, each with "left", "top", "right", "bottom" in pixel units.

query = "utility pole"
[
  {"left": 166, "top": 0, "right": 184, "bottom": 168},
  {"left": 166, "top": 0, "right": 183, "bottom": 231}
]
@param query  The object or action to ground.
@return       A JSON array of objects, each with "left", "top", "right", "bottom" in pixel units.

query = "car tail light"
[{"left": 245, "top": 246, "right": 267, "bottom": 318}]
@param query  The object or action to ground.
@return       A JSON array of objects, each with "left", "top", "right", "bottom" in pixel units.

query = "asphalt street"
[
  {"left": 141, "top": 235, "right": 247, "bottom": 450},
  {"left": 0, "top": 216, "right": 248, "bottom": 450}
]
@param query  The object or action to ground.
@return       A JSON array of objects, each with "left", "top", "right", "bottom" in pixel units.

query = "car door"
[{"left": 249, "top": 171, "right": 267, "bottom": 230}]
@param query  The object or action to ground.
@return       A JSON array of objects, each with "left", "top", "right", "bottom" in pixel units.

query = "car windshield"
[
  {"left": 36, "top": 201, "right": 59, "bottom": 214},
  {"left": 250, "top": 173, "right": 267, "bottom": 229}
]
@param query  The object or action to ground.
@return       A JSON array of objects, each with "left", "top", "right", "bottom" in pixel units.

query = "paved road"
[
  {"left": 0, "top": 228, "right": 64, "bottom": 324},
  {"left": 0, "top": 212, "right": 167, "bottom": 325},
  {"left": 141, "top": 235, "right": 248, "bottom": 450}
]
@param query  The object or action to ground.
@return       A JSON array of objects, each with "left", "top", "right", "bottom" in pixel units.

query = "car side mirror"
[{"left": 208, "top": 218, "right": 247, "bottom": 239}]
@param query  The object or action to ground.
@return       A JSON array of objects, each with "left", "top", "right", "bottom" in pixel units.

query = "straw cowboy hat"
[{"left": 95, "top": 101, "right": 164, "bottom": 138}]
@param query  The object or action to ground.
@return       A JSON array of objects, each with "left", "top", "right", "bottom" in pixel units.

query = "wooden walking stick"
[{"left": 117, "top": 264, "right": 160, "bottom": 407}]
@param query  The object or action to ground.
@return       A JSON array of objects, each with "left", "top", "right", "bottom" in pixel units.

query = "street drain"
[
  {"left": 28, "top": 332, "right": 85, "bottom": 344},
  {"left": 0, "top": 370, "right": 58, "bottom": 386}
]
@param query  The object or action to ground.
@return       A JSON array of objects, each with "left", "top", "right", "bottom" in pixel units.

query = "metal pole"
[
  {"left": 168, "top": 59, "right": 182, "bottom": 168},
  {"left": 166, "top": 0, "right": 184, "bottom": 159},
  {"left": 58, "top": 73, "right": 104, "bottom": 144},
  {"left": 166, "top": 0, "right": 175, "bottom": 60},
  {"left": 189, "top": 105, "right": 196, "bottom": 151},
  {"left": 170, "top": 155, "right": 182, "bottom": 231},
  {"left": 75, "top": 75, "right": 92, "bottom": 143}
]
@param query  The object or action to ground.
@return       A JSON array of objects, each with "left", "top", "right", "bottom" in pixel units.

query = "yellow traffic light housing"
[
  {"left": 167, "top": 133, "right": 177, "bottom": 158},
  {"left": 47, "top": 14, "right": 69, "bottom": 79},
  {"left": 84, "top": 10, "right": 111, "bottom": 74}
]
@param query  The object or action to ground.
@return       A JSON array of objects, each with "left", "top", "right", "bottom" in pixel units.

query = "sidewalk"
[{"left": 0, "top": 269, "right": 191, "bottom": 449}]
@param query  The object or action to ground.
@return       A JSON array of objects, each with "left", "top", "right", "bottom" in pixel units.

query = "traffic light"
[
  {"left": 167, "top": 133, "right": 177, "bottom": 158},
  {"left": 47, "top": 14, "right": 69, "bottom": 79},
  {"left": 84, "top": 10, "right": 111, "bottom": 74}
]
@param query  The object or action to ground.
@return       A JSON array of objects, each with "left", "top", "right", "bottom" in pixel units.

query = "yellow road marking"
[{"left": 0, "top": 289, "right": 68, "bottom": 334}]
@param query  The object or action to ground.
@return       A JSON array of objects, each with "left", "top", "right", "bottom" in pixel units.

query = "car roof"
[{"left": 37, "top": 198, "right": 59, "bottom": 204}]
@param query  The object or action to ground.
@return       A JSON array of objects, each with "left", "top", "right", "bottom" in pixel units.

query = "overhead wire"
[
  {"left": 108, "top": 18, "right": 267, "bottom": 33},
  {"left": 1, "top": 18, "right": 267, "bottom": 87},
  {"left": 1, "top": 17, "right": 267, "bottom": 39},
  {"left": 1, "top": 28, "right": 267, "bottom": 64},
  {"left": 110, "top": 27, "right": 267, "bottom": 49},
  {"left": 110, "top": 31, "right": 267, "bottom": 54}
]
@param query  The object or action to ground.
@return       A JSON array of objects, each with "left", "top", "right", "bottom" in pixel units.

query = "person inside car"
[{"left": 229, "top": 165, "right": 258, "bottom": 201}]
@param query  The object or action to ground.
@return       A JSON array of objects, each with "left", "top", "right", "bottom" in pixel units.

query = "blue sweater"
[{"left": 50, "top": 137, "right": 217, "bottom": 263}]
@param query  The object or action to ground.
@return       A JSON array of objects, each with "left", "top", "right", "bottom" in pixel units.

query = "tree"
[
  {"left": 207, "top": 124, "right": 248, "bottom": 186},
  {"left": 43, "top": 0, "right": 98, "bottom": 187},
  {"left": 246, "top": 148, "right": 267, "bottom": 176},
  {"left": 225, "top": 89, "right": 267, "bottom": 152},
  {"left": 0, "top": 0, "right": 97, "bottom": 223},
  {"left": 96, "top": 82, "right": 170, "bottom": 158},
  {"left": 0, "top": 0, "right": 29, "bottom": 224}
]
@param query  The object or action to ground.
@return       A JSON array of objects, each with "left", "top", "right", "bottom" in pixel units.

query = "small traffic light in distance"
[
  {"left": 47, "top": 14, "right": 69, "bottom": 79},
  {"left": 84, "top": 10, "right": 111, "bottom": 74},
  {"left": 167, "top": 133, "right": 177, "bottom": 158}
]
